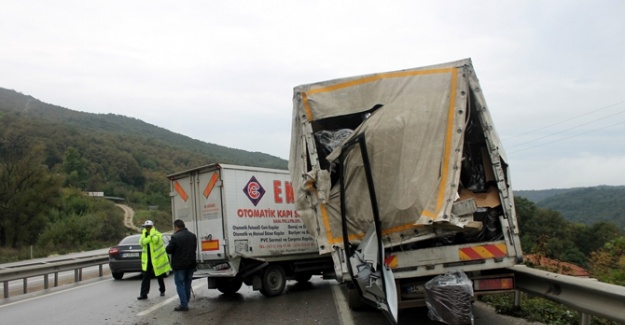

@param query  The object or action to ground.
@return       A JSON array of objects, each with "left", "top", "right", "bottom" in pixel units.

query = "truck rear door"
[
  {"left": 170, "top": 167, "right": 226, "bottom": 261},
  {"left": 195, "top": 169, "right": 226, "bottom": 261}
]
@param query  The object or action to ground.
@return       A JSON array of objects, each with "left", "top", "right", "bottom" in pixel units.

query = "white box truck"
[
  {"left": 289, "top": 58, "right": 524, "bottom": 323},
  {"left": 168, "top": 163, "right": 334, "bottom": 297}
]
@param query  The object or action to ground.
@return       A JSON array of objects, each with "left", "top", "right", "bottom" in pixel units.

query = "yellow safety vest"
[{"left": 140, "top": 228, "right": 171, "bottom": 276}]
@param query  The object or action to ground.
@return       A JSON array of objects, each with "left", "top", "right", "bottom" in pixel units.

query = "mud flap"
[{"left": 348, "top": 223, "right": 398, "bottom": 324}]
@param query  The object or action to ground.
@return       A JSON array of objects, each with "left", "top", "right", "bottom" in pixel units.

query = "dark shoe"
[
  {"left": 174, "top": 306, "right": 189, "bottom": 311},
  {"left": 160, "top": 292, "right": 165, "bottom": 296},
  {"left": 137, "top": 296, "right": 147, "bottom": 300}
]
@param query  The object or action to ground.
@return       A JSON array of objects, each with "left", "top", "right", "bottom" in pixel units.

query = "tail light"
[
  {"left": 108, "top": 247, "right": 119, "bottom": 256},
  {"left": 474, "top": 277, "right": 514, "bottom": 291}
]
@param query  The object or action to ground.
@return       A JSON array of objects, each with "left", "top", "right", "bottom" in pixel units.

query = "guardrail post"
[
  {"left": 74, "top": 269, "right": 79, "bottom": 282},
  {"left": 514, "top": 290, "right": 521, "bottom": 310},
  {"left": 54, "top": 272, "right": 59, "bottom": 287},
  {"left": 99, "top": 264, "right": 103, "bottom": 277},
  {"left": 3, "top": 280, "right": 8, "bottom": 298},
  {"left": 580, "top": 313, "right": 591, "bottom": 325},
  {"left": 44, "top": 274, "right": 49, "bottom": 289},
  {"left": 23, "top": 278, "right": 27, "bottom": 294}
]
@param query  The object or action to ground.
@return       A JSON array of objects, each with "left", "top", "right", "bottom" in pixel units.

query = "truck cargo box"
[
  {"left": 288, "top": 58, "right": 523, "bottom": 322},
  {"left": 169, "top": 163, "right": 333, "bottom": 297}
]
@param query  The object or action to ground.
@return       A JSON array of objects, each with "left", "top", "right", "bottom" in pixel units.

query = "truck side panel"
[{"left": 219, "top": 167, "right": 319, "bottom": 258}]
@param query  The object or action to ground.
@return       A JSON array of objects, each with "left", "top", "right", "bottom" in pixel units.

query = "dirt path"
[{"left": 115, "top": 204, "right": 141, "bottom": 233}]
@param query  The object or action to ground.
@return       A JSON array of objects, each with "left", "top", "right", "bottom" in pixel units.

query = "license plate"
[{"left": 122, "top": 253, "right": 140, "bottom": 258}]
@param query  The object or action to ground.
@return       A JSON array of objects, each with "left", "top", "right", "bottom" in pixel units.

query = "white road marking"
[
  {"left": 136, "top": 282, "right": 205, "bottom": 316},
  {"left": 331, "top": 284, "right": 355, "bottom": 325}
]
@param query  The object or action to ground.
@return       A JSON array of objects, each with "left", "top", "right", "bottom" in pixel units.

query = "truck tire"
[
  {"left": 260, "top": 265, "right": 286, "bottom": 297},
  {"left": 216, "top": 278, "right": 243, "bottom": 295},
  {"left": 112, "top": 272, "right": 123, "bottom": 280}
]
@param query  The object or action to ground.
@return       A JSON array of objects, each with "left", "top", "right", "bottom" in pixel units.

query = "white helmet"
[{"left": 143, "top": 220, "right": 154, "bottom": 227}]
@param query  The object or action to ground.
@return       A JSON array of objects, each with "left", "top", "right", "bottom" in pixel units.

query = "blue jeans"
[{"left": 173, "top": 269, "right": 194, "bottom": 308}]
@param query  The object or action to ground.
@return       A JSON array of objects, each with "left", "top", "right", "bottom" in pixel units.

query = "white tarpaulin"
[{"left": 289, "top": 58, "right": 507, "bottom": 253}]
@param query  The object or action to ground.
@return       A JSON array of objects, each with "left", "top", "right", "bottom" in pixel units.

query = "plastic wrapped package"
[
  {"left": 314, "top": 129, "right": 354, "bottom": 157},
  {"left": 425, "top": 271, "right": 474, "bottom": 325}
]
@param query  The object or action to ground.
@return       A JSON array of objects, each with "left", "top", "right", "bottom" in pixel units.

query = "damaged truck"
[{"left": 288, "top": 58, "right": 524, "bottom": 323}]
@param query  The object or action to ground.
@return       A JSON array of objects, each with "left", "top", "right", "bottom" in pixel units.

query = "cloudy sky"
[{"left": 1, "top": 1, "right": 624, "bottom": 190}]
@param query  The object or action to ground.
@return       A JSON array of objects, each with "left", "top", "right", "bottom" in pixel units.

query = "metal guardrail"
[
  {"left": 2, "top": 254, "right": 625, "bottom": 324},
  {"left": 0, "top": 254, "right": 109, "bottom": 299},
  {"left": 510, "top": 264, "right": 625, "bottom": 324}
]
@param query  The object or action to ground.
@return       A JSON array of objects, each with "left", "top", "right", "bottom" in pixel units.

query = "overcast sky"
[{"left": 1, "top": 1, "right": 624, "bottom": 190}]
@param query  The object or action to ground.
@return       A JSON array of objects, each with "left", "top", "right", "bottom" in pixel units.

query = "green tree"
[
  {"left": 584, "top": 222, "right": 623, "bottom": 255},
  {"left": 63, "top": 147, "right": 89, "bottom": 189},
  {"left": 0, "top": 133, "right": 62, "bottom": 248},
  {"left": 589, "top": 236, "right": 625, "bottom": 285},
  {"left": 518, "top": 198, "right": 573, "bottom": 259},
  {"left": 515, "top": 197, "right": 539, "bottom": 253}
]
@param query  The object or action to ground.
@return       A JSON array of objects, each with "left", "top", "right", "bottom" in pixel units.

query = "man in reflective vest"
[{"left": 137, "top": 220, "right": 171, "bottom": 300}]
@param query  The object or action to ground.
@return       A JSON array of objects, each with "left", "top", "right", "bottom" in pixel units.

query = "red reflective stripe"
[
  {"left": 385, "top": 255, "right": 398, "bottom": 268},
  {"left": 460, "top": 247, "right": 483, "bottom": 260},
  {"left": 203, "top": 172, "right": 218, "bottom": 198},
  {"left": 483, "top": 244, "right": 507, "bottom": 258},
  {"left": 460, "top": 244, "right": 508, "bottom": 261},
  {"left": 174, "top": 181, "right": 188, "bottom": 202}
]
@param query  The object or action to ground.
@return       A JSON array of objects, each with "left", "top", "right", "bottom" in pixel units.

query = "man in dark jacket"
[{"left": 166, "top": 219, "right": 197, "bottom": 311}]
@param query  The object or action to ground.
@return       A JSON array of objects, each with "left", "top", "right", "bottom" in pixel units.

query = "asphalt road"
[{"left": 0, "top": 271, "right": 542, "bottom": 325}]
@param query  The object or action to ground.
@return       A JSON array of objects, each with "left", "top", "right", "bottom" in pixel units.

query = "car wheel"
[
  {"left": 260, "top": 265, "right": 286, "bottom": 297},
  {"left": 112, "top": 272, "right": 124, "bottom": 280}
]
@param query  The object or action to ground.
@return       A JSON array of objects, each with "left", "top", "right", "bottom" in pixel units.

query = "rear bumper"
[{"left": 108, "top": 259, "right": 142, "bottom": 273}]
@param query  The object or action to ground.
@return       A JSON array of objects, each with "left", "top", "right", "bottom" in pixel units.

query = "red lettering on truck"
[
  {"left": 273, "top": 180, "right": 296, "bottom": 204},
  {"left": 274, "top": 180, "right": 283, "bottom": 203}
]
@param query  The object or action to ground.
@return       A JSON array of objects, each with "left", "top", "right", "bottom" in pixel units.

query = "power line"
[
  {"left": 503, "top": 99, "right": 625, "bottom": 142},
  {"left": 508, "top": 120, "right": 625, "bottom": 155},
  {"left": 507, "top": 109, "right": 625, "bottom": 150}
]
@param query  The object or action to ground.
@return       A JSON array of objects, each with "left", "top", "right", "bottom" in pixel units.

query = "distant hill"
[
  {"left": 516, "top": 186, "right": 625, "bottom": 228},
  {"left": 0, "top": 87, "right": 287, "bottom": 201},
  {"left": 514, "top": 188, "right": 580, "bottom": 203},
  {"left": 0, "top": 87, "right": 287, "bottom": 169}
]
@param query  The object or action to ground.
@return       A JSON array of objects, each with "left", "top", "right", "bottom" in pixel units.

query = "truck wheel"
[
  {"left": 295, "top": 273, "right": 313, "bottom": 283},
  {"left": 112, "top": 272, "right": 123, "bottom": 280},
  {"left": 216, "top": 278, "right": 243, "bottom": 295},
  {"left": 260, "top": 265, "right": 286, "bottom": 297}
]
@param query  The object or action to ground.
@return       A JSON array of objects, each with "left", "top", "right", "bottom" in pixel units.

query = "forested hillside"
[
  {"left": 0, "top": 87, "right": 287, "bottom": 258},
  {"left": 0, "top": 87, "right": 287, "bottom": 170},
  {"left": 515, "top": 188, "right": 579, "bottom": 203},
  {"left": 516, "top": 186, "right": 625, "bottom": 228},
  {"left": 0, "top": 87, "right": 287, "bottom": 203}
]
